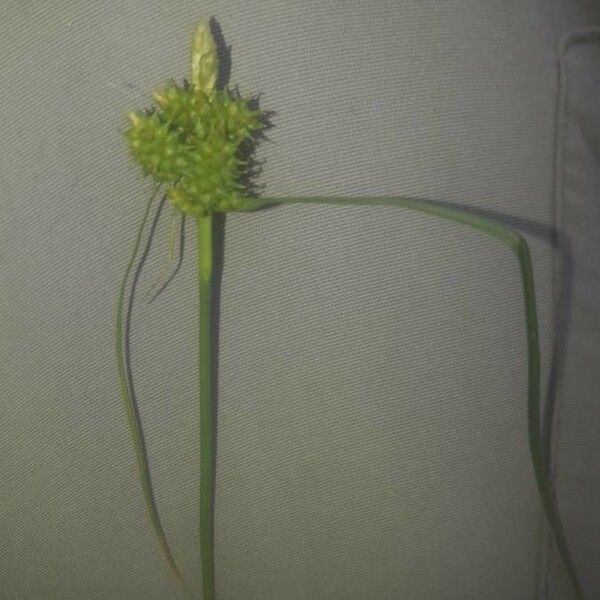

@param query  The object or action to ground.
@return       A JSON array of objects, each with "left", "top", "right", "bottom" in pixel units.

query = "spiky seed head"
[{"left": 124, "top": 20, "right": 264, "bottom": 216}]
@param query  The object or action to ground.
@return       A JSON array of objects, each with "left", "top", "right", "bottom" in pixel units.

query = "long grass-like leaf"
[{"left": 249, "top": 195, "right": 584, "bottom": 599}]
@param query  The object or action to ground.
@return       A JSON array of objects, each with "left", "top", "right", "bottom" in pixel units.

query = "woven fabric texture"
[{"left": 0, "top": 1, "right": 596, "bottom": 599}]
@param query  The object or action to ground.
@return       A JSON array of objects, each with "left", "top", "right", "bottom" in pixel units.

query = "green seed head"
[{"left": 124, "top": 19, "right": 264, "bottom": 216}]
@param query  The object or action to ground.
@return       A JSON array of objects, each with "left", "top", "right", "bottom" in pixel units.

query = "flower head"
[{"left": 125, "top": 19, "right": 264, "bottom": 216}]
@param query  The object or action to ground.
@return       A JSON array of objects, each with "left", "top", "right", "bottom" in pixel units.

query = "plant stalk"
[{"left": 197, "top": 213, "right": 215, "bottom": 600}]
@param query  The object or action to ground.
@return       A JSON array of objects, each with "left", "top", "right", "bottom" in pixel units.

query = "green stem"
[
  {"left": 197, "top": 214, "right": 215, "bottom": 600},
  {"left": 248, "top": 195, "right": 583, "bottom": 598},
  {"left": 116, "top": 184, "right": 195, "bottom": 598}
]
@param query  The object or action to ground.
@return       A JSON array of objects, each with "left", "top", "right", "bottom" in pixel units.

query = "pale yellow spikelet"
[
  {"left": 127, "top": 111, "right": 141, "bottom": 126},
  {"left": 152, "top": 91, "right": 168, "bottom": 107},
  {"left": 190, "top": 18, "right": 218, "bottom": 96}
]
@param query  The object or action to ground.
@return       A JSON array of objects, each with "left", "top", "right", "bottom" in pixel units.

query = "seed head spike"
[{"left": 190, "top": 19, "right": 218, "bottom": 97}]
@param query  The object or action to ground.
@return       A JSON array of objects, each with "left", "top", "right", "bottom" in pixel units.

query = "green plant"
[{"left": 117, "top": 18, "right": 584, "bottom": 600}]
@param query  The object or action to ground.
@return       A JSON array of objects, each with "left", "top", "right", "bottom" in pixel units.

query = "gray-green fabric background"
[{"left": 1, "top": 1, "right": 598, "bottom": 599}]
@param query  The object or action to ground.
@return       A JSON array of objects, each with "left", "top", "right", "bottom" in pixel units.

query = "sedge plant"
[{"left": 117, "top": 18, "right": 585, "bottom": 600}]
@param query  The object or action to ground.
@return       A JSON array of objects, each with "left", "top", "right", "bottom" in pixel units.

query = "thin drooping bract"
[
  {"left": 251, "top": 196, "right": 585, "bottom": 600},
  {"left": 115, "top": 184, "right": 195, "bottom": 599}
]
